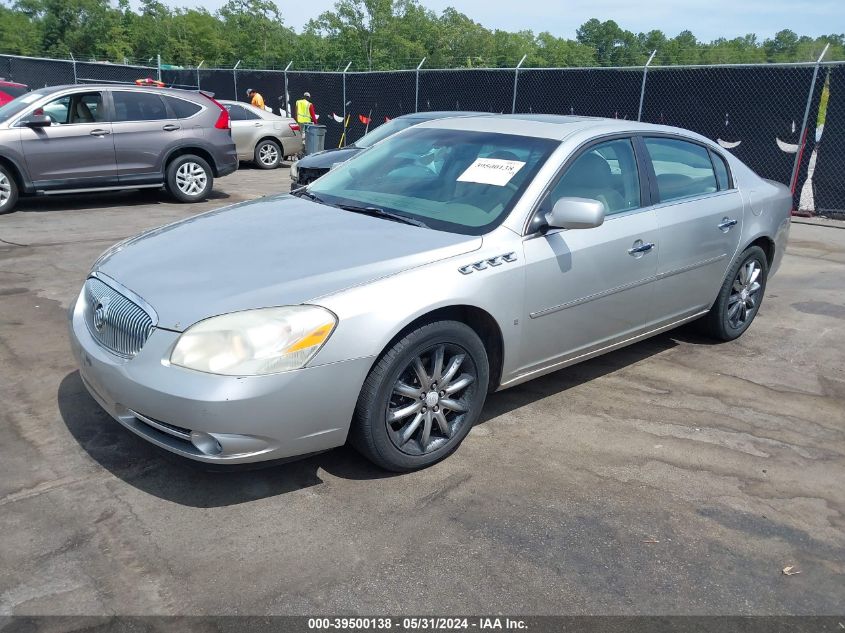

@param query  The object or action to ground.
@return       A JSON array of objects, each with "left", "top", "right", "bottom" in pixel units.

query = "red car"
[{"left": 0, "top": 80, "right": 28, "bottom": 106}]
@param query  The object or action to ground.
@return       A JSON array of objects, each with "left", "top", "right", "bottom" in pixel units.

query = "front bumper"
[{"left": 69, "top": 292, "right": 374, "bottom": 464}]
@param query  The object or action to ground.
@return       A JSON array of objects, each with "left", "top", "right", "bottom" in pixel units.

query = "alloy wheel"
[
  {"left": 258, "top": 143, "right": 279, "bottom": 166},
  {"left": 175, "top": 162, "right": 208, "bottom": 197},
  {"left": 386, "top": 343, "right": 477, "bottom": 456},
  {"left": 727, "top": 259, "right": 762, "bottom": 329},
  {"left": 0, "top": 172, "right": 10, "bottom": 208}
]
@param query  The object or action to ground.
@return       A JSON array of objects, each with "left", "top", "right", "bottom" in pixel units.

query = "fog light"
[{"left": 190, "top": 431, "right": 222, "bottom": 456}]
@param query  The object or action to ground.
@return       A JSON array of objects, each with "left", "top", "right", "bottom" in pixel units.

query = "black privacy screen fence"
[{"left": 1, "top": 54, "right": 840, "bottom": 214}]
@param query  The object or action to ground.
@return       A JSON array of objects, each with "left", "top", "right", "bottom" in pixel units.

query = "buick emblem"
[{"left": 93, "top": 297, "right": 109, "bottom": 332}]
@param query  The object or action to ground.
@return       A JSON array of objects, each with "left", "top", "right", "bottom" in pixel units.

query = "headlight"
[
  {"left": 290, "top": 161, "right": 299, "bottom": 180},
  {"left": 170, "top": 306, "right": 337, "bottom": 376}
]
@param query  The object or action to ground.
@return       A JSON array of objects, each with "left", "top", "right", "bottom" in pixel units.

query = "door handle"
[
  {"left": 718, "top": 217, "right": 738, "bottom": 231},
  {"left": 628, "top": 240, "right": 655, "bottom": 256},
  {"left": 89, "top": 129, "right": 110, "bottom": 136},
  {"left": 162, "top": 124, "right": 181, "bottom": 132},
  {"left": 253, "top": 122, "right": 261, "bottom": 127}
]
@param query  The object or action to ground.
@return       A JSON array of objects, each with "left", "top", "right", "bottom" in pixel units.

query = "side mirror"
[
  {"left": 22, "top": 114, "right": 51, "bottom": 128},
  {"left": 546, "top": 197, "right": 605, "bottom": 230}
]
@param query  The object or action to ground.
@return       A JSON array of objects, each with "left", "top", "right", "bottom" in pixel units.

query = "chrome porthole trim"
[{"left": 458, "top": 252, "right": 517, "bottom": 275}]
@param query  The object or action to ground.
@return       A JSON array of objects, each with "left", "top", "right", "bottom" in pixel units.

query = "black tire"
[
  {"left": 0, "top": 163, "right": 19, "bottom": 215},
  {"left": 701, "top": 245, "right": 769, "bottom": 341},
  {"left": 165, "top": 154, "right": 213, "bottom": 203},
  {"left": 350, "top": 320, "right": 490, "bottom": 472},
  {"left": 254, "top": 139, "right": 282, "bottom": 169}
]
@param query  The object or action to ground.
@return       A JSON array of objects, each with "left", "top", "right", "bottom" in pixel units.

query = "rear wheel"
[
  {"left": 0, "top": 164, "right": 19, "bottom": 215},
  {"left": 254, "top": 139, "right": 281, "bottom": 169},
  {"left": 166, "top": 154, "right": 213, "bottom": 203},
  {"left": 701, "top": 245, "right": 768, "bottom": 341},
  {"left": 350, "top": 320, "right": 489, "bottom": 472}
]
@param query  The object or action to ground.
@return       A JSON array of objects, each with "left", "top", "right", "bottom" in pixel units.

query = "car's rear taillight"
[
  {"left": 289, "top": 123, "right": 300, "bottom": 132},
  {"left": 201, "top": 92, "right": 230, "bottom": 130},
  {"left": 215, "top": 108, "right": 230, "bottom": 130}
]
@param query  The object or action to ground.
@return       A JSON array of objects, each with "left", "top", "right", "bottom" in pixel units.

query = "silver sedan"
[
  {"left": 69, "top": 115, "right": 791, "bottom": 471},
  {"left": 220, "top": 100, "right": 303, "bottom": 168}
]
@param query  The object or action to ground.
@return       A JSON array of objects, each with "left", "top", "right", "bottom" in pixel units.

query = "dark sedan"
[{"left": 289, "top": 111, "right": 490, "bottom": 190}]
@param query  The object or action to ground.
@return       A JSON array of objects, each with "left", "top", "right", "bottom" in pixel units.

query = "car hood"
[
  {"left": 298, "top": 147, "right": 362, "bottom": 169},
  {"left": 96, "top": 195, "right": 482, "bottom": 331}
]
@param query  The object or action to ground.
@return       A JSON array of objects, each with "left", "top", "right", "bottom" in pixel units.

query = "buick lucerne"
[{"left": 69, "top": 115, "right": 791, "bottom": 471}]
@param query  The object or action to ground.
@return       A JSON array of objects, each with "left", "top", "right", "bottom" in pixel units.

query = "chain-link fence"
[{"left": 1, "top": 53, "right": 843, "bottom": 216}]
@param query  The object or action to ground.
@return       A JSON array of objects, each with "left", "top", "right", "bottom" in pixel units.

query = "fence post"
[
  {"left": 157, "top": 54, "right": 162, "bottom": 82},
  {"left": 790, "top": 43, "right": 830, "bottom": 202},
  {"left": 69, "top": 52, "right": 77, "bottom": 84},
  {"left": 196, "top": 60, "right": 204, "bottom": 90},
  {"left": 342, "top": 61, "right": 352, "bottom": 123},
  {"left": 233, "top": 60, "right": 241, "bottom": 101},
  {"left": 283, "top": 61, "right": 292, "bottom": 117},
  {"left": 415, "top": 57, "right": 426, "bottom": 113},
  {"left": 638, "top": 50, "right": 657, "bottom": 122},
  {"left": 512, "top": 54, "right": 527, "bottom": 114}
]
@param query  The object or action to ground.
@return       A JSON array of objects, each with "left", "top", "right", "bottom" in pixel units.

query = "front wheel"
[
  {"left": 254, "top": 139, "right": 281, "bottom": 169},
  {"left": 166, "top": 154, "right": 213, "bottom": 203},
  {"left": 701, "top": 245, "right": 769, "bottom": 341},
  {"left": 350, "top": 321, "right": 490, "bottom": 472},
  {"left": 0, "top": 164, "right": 19, "bottom": 214}
]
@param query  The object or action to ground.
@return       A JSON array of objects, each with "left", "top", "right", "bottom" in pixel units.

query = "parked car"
[
  {"left": 220, "top": 100, "right": 303, "bottom": 169},
  {"left": 0, "top": 79, "right": 28, "bottom": 106},
  {"left": 70, "top": 115, "right": 791, "bottom": 471},
  {"left": 289, "top": 111, "right": 490, "bottom": 190},
  {"left": 0, "top": 84, "right": 238, "bottom": 214}
]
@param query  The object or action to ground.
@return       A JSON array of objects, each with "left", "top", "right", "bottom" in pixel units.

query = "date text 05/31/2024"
[{"left": 307, "top": 617, "right": 529, "bottom": 630}]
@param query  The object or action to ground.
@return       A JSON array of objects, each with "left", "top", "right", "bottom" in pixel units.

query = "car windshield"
[
  {"left": 308, "top": 127, "right": 558, "bottom": 235},
  {"left": 354, "top": 117, "right": 420, "bottom": 148},
  {"left": 0, "top": 91, "right": 43, "bottom": 123}
]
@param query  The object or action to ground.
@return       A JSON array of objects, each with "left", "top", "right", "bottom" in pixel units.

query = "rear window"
[
  {"left": 644, "top": 137, "right": 718, "bottom": 203},
  {"left": 112, "top": 91, "right": 170, "bottom": 122},
  {"left": 165, "top": 96, "right": 202, "bottom": 119},
  {"left": 225, "top": 104, "right": 260, "bottom": 121}
]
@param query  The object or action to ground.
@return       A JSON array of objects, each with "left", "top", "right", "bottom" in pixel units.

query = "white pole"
[
  {"left": 637, "top": 49, "right": 657, "bottom": 122},
  {"left": 233, "top": 60, "right": 241, "bottom": 101},
  {"left": 342, "top": 61, "right": 352, "bottom": 124},
  {"left": 415, "top": 57, "right": 426, "bottom": 112},
  {"left": 511, "top": 54, "right": 527, "bottom": 114},
  {"left": 196, "top": 60, "right": 204, "bottom": 90},
  {"left": 790, "top": 43, "right": 830, "bottom": 198}
]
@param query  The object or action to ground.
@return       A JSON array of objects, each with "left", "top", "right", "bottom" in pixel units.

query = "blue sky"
[{"left": 200, "top": 0, "right": 843, "bottom": 40}]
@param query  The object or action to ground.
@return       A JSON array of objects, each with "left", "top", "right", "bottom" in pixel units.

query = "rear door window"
[
  {"left": 710, "top": 150, "right": 732, "bottom": 190},
  {"left": 644, "top": 137, "right": 718, "bottom": 203},
  {"left": 112, "top": 91, "right": 170, "bottom": 122}
]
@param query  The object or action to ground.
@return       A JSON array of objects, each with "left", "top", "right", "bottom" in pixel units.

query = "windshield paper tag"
[{"left": 457, "top": 158, "right": 526, "bottom": 186}]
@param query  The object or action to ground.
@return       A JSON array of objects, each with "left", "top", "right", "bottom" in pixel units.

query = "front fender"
[{"left": 310, "top": 230, "right": 525, "bottom": 382}]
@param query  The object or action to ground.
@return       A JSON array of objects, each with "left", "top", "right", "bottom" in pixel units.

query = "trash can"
[{"left": 304, "top": 124, "right": 327, "bottom": 155}]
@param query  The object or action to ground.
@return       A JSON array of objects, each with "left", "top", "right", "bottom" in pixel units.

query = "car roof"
[
  {"left": 20, "top": 83, "right": 204, "bottom": 98},
  {"left": 416, "top": 113, "right": 715, "bottom": 145},
  {"left": 0, "top": 79, "right": 27, "bottom": 88},
  {"left": 398, "top": 110, "right": 493, "bottom": 121}
]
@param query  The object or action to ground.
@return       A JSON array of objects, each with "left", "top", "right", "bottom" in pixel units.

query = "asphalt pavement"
[{"left": 1, "top": 166, "right": 843, "bottom": 615}]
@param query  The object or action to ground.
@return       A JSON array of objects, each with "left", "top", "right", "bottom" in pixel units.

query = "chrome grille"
[{"left": 83, "top": 277, "right": 155, "bottom": 358}]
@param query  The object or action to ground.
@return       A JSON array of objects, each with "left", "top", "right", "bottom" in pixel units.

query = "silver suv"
[{"left": 0, "top": 84, "right": 238, "bottom": 213}]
